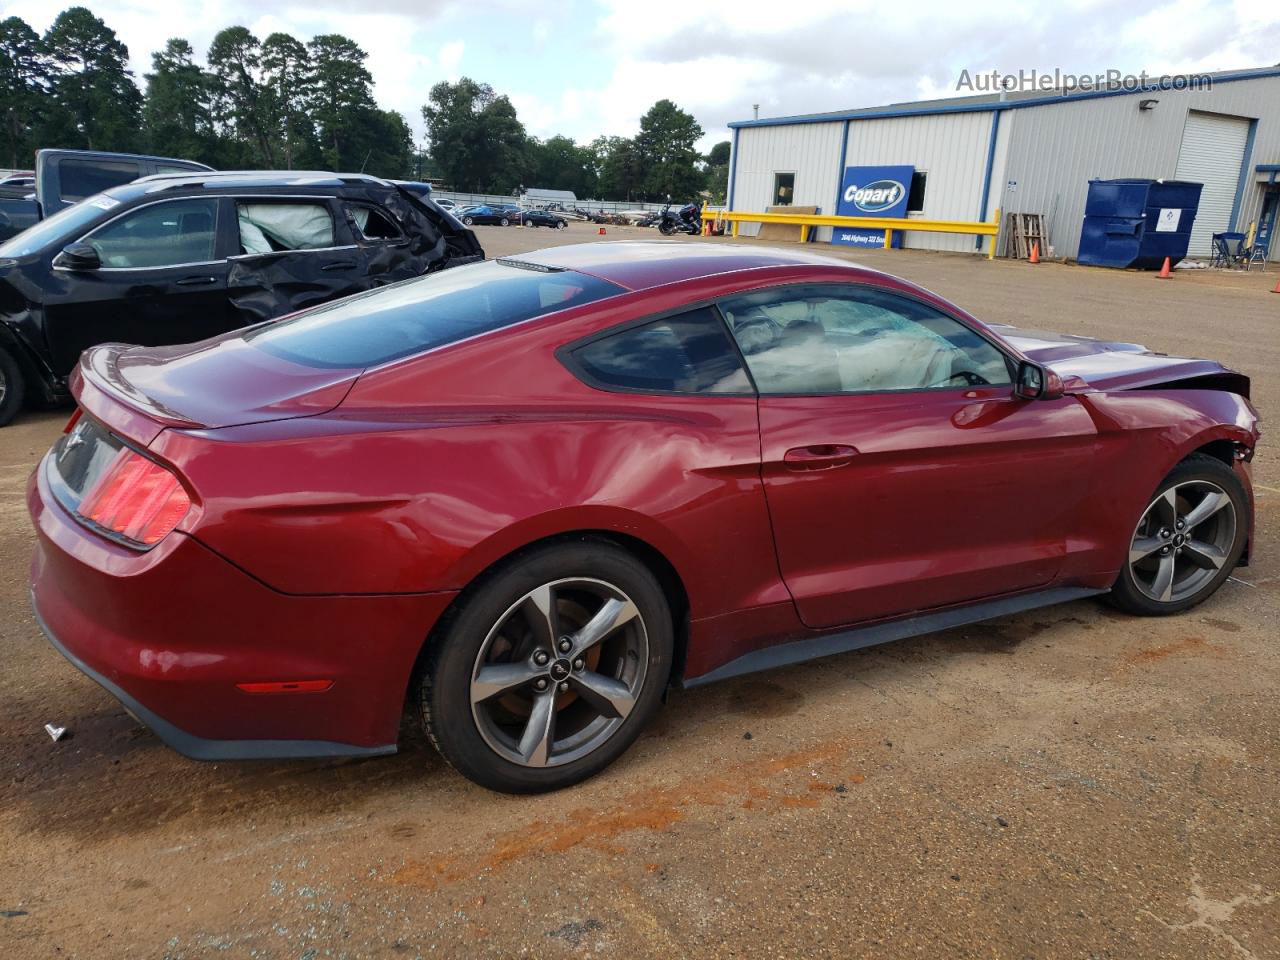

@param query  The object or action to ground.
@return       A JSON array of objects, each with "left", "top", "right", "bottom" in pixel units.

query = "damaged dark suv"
[{"left": 0, "top": 171, "right": 483, "bottom": 425}]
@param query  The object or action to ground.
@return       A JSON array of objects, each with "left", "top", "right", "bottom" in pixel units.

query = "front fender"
[{"left": 1069, "top": 389, "right": 1258, "bottom": 581}]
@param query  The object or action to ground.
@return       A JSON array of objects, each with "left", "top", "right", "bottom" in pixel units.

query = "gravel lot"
[{"left": 2, "top": 222, "right": 1277, "bottom": 959}]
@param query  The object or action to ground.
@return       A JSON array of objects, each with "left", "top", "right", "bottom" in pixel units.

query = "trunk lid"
[{"left": 75, "top": 336, "right": 360, "bottom": 439}]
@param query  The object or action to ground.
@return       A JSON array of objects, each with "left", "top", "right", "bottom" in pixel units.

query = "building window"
[
  {"left": 773, "top": 172, "right": 795, "bottom": 206},
  {"left": 908, "top": 171, "right": 927, "bottom": 213}
]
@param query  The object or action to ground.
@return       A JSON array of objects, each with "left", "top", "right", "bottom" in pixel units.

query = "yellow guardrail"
[{"left": 701, "top": 207, "right": 1002, "bottom": 260}]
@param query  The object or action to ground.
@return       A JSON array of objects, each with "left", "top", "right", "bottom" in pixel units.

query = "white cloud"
[
  {"left": 5, "top": 0, "right": 1277, "bottom": 153},
  {"left": 506, "top": 0, "right": 1280, "bottom": 149},
  {"left": 438, "top": 39, "right": 464, "bottom": 76}
]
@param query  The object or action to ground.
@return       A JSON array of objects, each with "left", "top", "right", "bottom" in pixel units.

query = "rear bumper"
[
  {"left": 29, "top": 460, "right": 457, "bottom": 760},
  {"left": 31, "top": 594, "right": 395, "bottom": 761}
]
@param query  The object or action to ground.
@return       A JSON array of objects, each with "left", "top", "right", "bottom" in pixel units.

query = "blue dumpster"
[{"left": 1077, "top": 179, "right": 1203, "bottom": 269}]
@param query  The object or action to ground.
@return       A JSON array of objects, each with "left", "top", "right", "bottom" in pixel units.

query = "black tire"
[
  {"left": 462, "top": 216, "right": 474, "bottom": 226},
  {"left": 422, "top": 540, "right": 673, "bottom": 793},
  {"left": 1107, "top": 454, "right": 1247, "bottom": 616},
  {"left": 0, "top": 346, "right": 25, "bottom": 427},
  {"left": 500, "top": 217, "right": 509, "bottom": 226},
  {"left": 658, "top": 222, "right": 675, "bottom": 236},
  {"left": 556, "top": 221, "right": 566, "bottom": 230}
]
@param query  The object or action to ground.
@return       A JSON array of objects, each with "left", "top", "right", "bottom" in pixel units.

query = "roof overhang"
[{"left": 729, "top": 67, "right": 1280, "bottom": 129}]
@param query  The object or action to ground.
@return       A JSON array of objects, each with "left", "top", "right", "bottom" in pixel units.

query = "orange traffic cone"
[
  {"left": 1156, "top": 256, "right": 1172, "bottom": 279},
  {"left": 598, "top": 226, "right": 606, "bottom": 235},
  {"left": 1272, "top": 277, "right": 1280, "bottom": 293},
  {"left": 1028, "top": 242, "right": 1039, "bottom": 264}
]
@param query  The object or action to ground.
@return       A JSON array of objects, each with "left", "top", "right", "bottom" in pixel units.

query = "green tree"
[
  {"left": 526, "top": 134, "right": 597, "bottom": 197},
  {"left": 421, "top": 78, "right": 528, "bottom": 192},
  {"left": 142, "top": 38, "right": 217, "bottom": 162},
  {"left": 260, "top": 32, "right": 316, "bottom": 169},
  {"left": 307, "top": 33, "right": 379, "bottom": 170},
  {"left": 0, "top": 16, "right": 46, "bottom": 168},
  {"left": 703, "top": 139, "right": 731, "bottom": 204},
  {"left": 207, "top": 26, "right": 274, "bottom": 165},
  {"left": 591, "top": 135, "right": 643, "bottom": 201},
  {"left": 635, "top": 99, "right": 703, "bottom": 201},
  {"left": 355, "top": 109, "right": 415, "bottom": 178},
  {"left": 41, "top": 7, "right": 141, "bottom": 151}
]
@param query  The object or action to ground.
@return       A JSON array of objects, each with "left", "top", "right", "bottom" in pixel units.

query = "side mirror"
[
  {"left": 55, "top": 242, "right": 101, "bottom": 271},
  {"left": 1014, "top": 361, "right": 1064, "bottom": 400}
]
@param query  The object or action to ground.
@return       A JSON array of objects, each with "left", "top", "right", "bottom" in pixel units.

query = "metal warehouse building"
[{"left": 725, "top": 67, "right": 1280, "bottom": 261}]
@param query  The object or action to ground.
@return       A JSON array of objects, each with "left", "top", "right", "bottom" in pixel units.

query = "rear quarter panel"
[{"left": 153, "top": 275, "right": 803, "bottom": 621}]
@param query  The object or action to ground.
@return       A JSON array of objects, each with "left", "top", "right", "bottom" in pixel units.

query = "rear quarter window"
[
  {"left": 569, "top": 307, "right": 751, "bottom": 394},
  {"left": 59, "top": 159, "right": 143, "bottom": 202},
  {"left": 248, "top": 259, "right": 624, "bottom": 369}
]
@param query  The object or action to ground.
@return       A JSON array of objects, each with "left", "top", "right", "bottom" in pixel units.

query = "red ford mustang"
[{"left": 28, "top": 243, "right": 1257, "bottom": 792}]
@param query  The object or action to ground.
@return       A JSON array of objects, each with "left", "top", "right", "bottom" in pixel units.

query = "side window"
[
  {"left": 570, "top": 307, "right": 751, "bottom": 394},
  {"left": 347, "top": 204, "right": 402, "bottom": 242},
  {"left": 82, "top": 198, "right": 219, "bottom": 268},
  {"left": 59, "top": 159, "right": 143, "bottom": 202},
  {"left": 237, "top": 201, "right": 335, "bottom": 254},
  {"left": 772, "top": 172, "right": 794, "bottom": 206},
  {"left": 908, "top": 172, "right": 927, "bottom": 213},
  {"left": 720, "top": 285, "right": 1011, "bottom": 395}
]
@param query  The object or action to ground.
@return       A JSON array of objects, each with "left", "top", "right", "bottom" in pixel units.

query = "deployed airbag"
[{"left": 238, "top": 203, "right": 334, "bottom": 253}]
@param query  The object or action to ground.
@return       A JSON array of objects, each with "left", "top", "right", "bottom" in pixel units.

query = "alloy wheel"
[
  {"left": 1128, "top": 480, "right": 1236, "bottom": 603},
  {"left": 469, "top": 577, "right": 648, "bottom": 768}
]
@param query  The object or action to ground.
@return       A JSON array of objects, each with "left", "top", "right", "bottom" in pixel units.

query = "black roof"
[
  {"left": 100, "top": 171, "right": 404, "bottom": 205},
  {"left": 132, "top": 170, "right": 393, "bottom": 190}
]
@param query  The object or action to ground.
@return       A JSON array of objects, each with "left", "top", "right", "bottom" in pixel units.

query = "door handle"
[
  {"left": 320, "top": 260, "right": 358, "bottom": 272},
  {"left": 783, "top": 444, "right": 860, "bottom": 471},
  {"left": 175, "top": 275, "right": 218, "bottom": 286}
]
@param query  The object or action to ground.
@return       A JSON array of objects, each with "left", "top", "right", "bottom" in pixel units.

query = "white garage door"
[{"left": 1175, "top": 111, "right": 1250, "bottom": 257}]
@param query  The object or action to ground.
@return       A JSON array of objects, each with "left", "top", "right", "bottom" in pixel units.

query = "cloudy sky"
[{"left": 4, "top": 0, "right": 1278, "bottom": 150}]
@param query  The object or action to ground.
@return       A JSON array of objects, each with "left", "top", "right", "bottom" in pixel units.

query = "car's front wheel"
[
  {"left": 0, "top": 346, "right": 24, "bottom": 427},
  {"left": 500, "top": 217, "right": 509, "bottom": 226},
  {"left": 462, "top": 216, "right": 474, "bottom": 225},
  {"left": 1109, "top": 454, "right": 1247, "bottom": 615},
  {"left": 422, "top": 541, "right": 673, "bottom": 792}
]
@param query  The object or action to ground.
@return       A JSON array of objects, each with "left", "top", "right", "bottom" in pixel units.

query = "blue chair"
[
  {"left": 1245, "top": 236, "right": 1269, "bottom": 271},
  {"left": 1210, "top": 232, "right": 1248, "bottom": 269}
]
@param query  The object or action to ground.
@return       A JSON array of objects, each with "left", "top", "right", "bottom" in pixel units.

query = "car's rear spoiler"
[{"left": 74, "top": 345, "right": 201, "bottom": 447}]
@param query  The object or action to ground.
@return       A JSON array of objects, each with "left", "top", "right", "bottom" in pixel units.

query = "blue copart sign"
[{"left": 832, "top": 165, "right": 914, "bottom": 247}]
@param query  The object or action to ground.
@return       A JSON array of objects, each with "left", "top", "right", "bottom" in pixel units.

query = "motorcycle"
[{"left": 657, "top": 200, "right": 702, "bottom": 236}]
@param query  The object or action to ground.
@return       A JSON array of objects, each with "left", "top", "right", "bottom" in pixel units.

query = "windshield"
[
  {"left": 0, "top": 191, "right": 126, "bottom": 258},
  {"left": 249, "top": 259, "right": 625, "bottom": 369}
]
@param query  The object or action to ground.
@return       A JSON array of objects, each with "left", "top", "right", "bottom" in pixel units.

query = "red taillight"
[{"left": 78, "top": 448, "right": 191, "bottom": 546}]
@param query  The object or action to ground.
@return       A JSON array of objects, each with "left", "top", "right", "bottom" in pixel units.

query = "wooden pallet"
[{"left": 1004, "top": 213, "right": 1047, "bottom": 259}]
